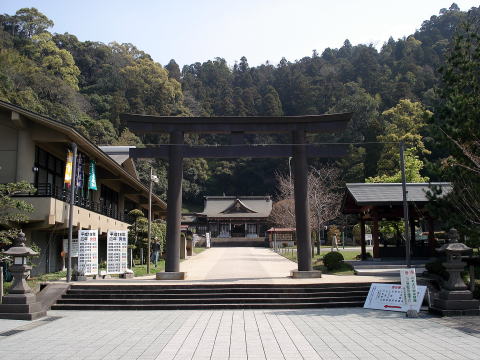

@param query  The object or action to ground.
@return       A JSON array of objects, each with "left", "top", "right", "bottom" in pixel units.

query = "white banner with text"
[
  {"left": 107, "top": 230, "right": 128, "bottom": 274},
  {"left": 78, "top": 230, "right": 98, "bottom": 275}
]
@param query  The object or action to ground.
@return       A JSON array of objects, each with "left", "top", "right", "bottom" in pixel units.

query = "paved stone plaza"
[
  {"left": 140, "top": 247, "right": 393, "bottom": 284},
  {"left": 1, "top": 308, "right": 480, "bottom": 360}
]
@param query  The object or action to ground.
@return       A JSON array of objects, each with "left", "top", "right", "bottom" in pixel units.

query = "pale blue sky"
[{"left": 1, "top": 1, "right": 479, "bottom": 67}]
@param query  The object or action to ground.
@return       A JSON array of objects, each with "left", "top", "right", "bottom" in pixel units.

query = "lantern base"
[
  {"left": 0, "top": 301, "right": 46, "bottom": 320},
  {"left": 429, "top": 289, "right": 480, "bottom": 316},
  {"left": 0, "top": 310, "right": 47, "bottom": 320},
  {"left": 0, "top": 292, "right": 47, "bottom": 320}
]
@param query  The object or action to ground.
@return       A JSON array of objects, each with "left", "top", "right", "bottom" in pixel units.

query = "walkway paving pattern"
[
  {"left": 1, "top": 308, "right": 480, "bottom": 360},
  {"left": 146, "top": 247, "right": 394, "bottom": 284}
]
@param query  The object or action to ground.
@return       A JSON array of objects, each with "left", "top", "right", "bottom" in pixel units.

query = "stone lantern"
[
  {"left": 0, "top": 231, "right": 46, "bottom": 320},
  {"left": 430, "top": 228, "right": 480, "bottom": 316}
]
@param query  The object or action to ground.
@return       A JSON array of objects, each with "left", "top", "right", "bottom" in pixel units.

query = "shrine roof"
[
  {"left": 197, "top": 196, "right": 272, "bottom": 218},
  {"left": 342, "top": 182, "right": 452, "bottom": 213}
]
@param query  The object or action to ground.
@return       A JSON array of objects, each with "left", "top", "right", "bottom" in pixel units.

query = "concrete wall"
[
  {"left": 25, "top": 197, "right": 130, "bottom": 233},
  {"left": 0, "top": 123, "right": 18, "bottom": 183}
]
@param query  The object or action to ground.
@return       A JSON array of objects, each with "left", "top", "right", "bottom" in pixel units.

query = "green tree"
[
  {"left": 165, "top": 59, "right": 181, "bottom": 81},
  {"left": 26, "top": 32, "right": 80, "bottom": 89},
  {"left": 376, "top": 99, "right": 432, "bottom": 177},
  {"left": 0, "top": 182, "right": 36, "bottom": 247},
  {"left": 366, "top": 149, "right": 429, "bottom": 183}
]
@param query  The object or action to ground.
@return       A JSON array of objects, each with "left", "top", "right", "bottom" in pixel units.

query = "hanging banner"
[
  {"left": 78, "top": 229, "right": 98, "bottom": 275},
  {"left": 88, "top": 159, "right": 97, "bottom": 190},
  {"left": 64, "top": 150, "right": 73, "bottom": 185},
  {"left": 364, "top": 283, "right": 427, "bottom": 312},
  {"left": 400, "top": 268, "right": 418, "bottom": 306},
  {"left": 106, "top": 230, "right": 128, "bottom": 274},
  {"left": 76, "top": 153, "right": 84, "bottom": 189}
]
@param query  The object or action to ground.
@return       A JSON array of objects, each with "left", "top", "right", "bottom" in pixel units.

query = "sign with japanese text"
[
  {"left": 106, "top": 230, "right": 128, "bottom": 274},
  {"left": 206, "top": 232, "right": 211, "bottom": 248},
  {"left": 62, "top": 238, "right": 79, "bottom": 257},
  {"left": 400, "top": 268, "right": 418, "bottom": 306},
  {"left": 364, "top": 283, "right": 426, "bottom": 312},
  {"left": 78, "top": 230, "right": 98, "bottom": 275}
]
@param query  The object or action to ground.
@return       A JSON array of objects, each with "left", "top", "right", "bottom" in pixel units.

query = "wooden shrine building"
[
  {"left": 195, "top": 196, "right": 272, "bottom": 239},
  {"left": 341, "top": 182, "right": 452, "bottom": 259}
]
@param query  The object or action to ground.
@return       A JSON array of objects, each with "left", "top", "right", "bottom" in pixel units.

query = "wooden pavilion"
[{"left": 341, "top": 182, "right": 452, "bottom": 259}]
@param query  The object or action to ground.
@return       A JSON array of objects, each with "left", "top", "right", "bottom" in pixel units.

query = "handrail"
[{"left": 14, "top": 183, "right": 134, "bottom": 224}]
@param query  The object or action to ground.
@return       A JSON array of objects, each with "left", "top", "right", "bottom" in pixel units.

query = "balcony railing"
[{"left": 20, "top": 183, "right": 134, "bottom": 224}]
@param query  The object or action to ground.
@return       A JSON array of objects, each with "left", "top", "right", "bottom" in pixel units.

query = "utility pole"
[
  {"left": 147, "top": 167, "right": 153, "bottom": 274},
  {"left": 147, "top": 167, "right": 159, "bottom": 274},
  {"left": 400, "top": 141, "right": 411, "bottom": 268},
  {"left": 67, "top": 143, "right": 77, "bottom": 283}
]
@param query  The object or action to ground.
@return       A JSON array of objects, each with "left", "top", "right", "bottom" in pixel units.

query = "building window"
[
  {"left": 35, "top": 146, "right": 65, "bottom": 195},
  {"left": 124, "top": 198, "right": 137, "bottom": 214},
  {"left": 100, "top": 184, "right": 119, "bottom": 217},
  {"left": 247, "top": 224, "right": 257, "bottom": 235}
]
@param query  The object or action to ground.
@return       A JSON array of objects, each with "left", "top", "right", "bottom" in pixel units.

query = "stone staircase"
[{"left": 51, "top": 283, "right": 373, "bottom": 310}]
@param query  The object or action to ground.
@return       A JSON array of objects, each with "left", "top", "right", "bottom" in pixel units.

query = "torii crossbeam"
[{"left": 121, "top": 113, "right": 352, "bottom": 279}]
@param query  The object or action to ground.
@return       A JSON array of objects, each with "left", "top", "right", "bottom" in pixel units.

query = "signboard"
[
  {"left": 106, "top": 230, "right": 128, "bottom": 274},
  {"left": 364, "top": 283, "right": 427, "bottom": 312},
  {"left": 400, "top": 268, "right": 418, "bottom": 306},
  {"left": 62, "top": 238, "right": 79, "bottom": 257},
  {"left": 206, "top": 232, "right": 211, "bottom": 248},
  {"left": 78, "top": 230, "right": 98, "bottom": 275},
  {"left": 365, "top": 234, "right": 372, "bottom": 245}
]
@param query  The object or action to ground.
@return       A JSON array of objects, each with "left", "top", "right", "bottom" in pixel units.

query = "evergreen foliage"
[{"left": 0, "top": 5, "right": 477, "bottom": 204}]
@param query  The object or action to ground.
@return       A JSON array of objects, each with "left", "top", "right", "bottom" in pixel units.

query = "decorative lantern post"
[
  {"left": 430, "top": 229, "right": 480, "bottom": 316},
  {"left": 0, "top": 231, "right": 46, "bottom": 320}
]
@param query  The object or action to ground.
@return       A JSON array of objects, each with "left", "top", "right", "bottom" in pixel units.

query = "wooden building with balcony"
[{"left": 0, "top": 100, "right": 166, "bottom": 275}]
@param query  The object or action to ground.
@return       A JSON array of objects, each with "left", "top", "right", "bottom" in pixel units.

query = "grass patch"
[
  {"left": 193, "top": 247, "right": 206, "bottom": 254},
  {"left": 132, "top": 261, "right": 166, "bottom": 277},
  {"left": 313, "top": 262, "right": 354, "bottom": 275},
  {"left": 275, "top": 249, "right": 356, "bottom": 275}
]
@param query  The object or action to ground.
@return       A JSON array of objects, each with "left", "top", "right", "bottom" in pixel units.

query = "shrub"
[
  {"left": 355, "top": 252, "right": 372, "bottom": 260},
  {"left": 323, "top": 251, "right": 344, "bottom": 270},
  {"left": 425, "top": 259, "right": 449, "bottom": 280}
]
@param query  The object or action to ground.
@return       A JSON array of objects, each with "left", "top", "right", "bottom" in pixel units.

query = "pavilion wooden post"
[
  {"left": 292, "top": 130, "right": 313, "bottom": 273},
  {"left": 427, "top": 216, "right": 436, "bottom": 255},
  {"left": 410, "top": 216, "right": 416, "bottom": 255},
  {"left": 360, "top": 218, "right": 367, "bottom": 260},
  {"left": 162, "top": 131, "right": 185, "bottom": 279},
  {"left": 372, "top": 214, "right": 380, "bottom": 258}
]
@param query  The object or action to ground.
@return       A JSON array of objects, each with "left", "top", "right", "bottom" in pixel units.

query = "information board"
[
  {"left": 62, "top": 238, "right": 79, "bottom": 257},
  {"left": 206, "top": 232, "right": 211, "bottom": 248},
  {"left": 78, "top": 230, "right": 98, "bottom": 275},
  {"left": 364, "top": 283, "right": 427, "bottom": 312},
  {"left": 400, "top": 268, "right": 418, "bottom": 306},
  {"left": 106, "top": 230, "right": 128, "bottom": 274}
]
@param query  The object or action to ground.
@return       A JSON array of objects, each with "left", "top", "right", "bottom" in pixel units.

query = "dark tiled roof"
[
  {"left": 198, "top": 196, "right": 272, "bottom": 218},
  {"left": 345, "top": 182, "right": 452, "bottom": 205}
]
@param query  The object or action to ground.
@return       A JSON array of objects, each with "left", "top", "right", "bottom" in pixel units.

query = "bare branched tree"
[
  {"left": 442, "top": 136, "right": 480, "bottom": 226},
  {"left": 269, "top": 165, "right": 343, "bottom": 253}
]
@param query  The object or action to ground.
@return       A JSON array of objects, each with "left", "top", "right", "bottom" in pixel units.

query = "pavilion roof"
[{"left": 342, "top": 182, "right": 452, "bottom": 212}]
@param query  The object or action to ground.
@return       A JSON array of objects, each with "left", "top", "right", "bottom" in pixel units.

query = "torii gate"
[{"left": 121, "top": 113, "right": 352, "bottom": 279}]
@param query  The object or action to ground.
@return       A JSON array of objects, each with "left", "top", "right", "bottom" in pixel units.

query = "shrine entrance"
[{"left": 121, "top": 113, "right": 352, "bottom": 279}]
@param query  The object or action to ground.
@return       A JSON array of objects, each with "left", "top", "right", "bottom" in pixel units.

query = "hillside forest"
[{"left": 1, "top": 4, "right": 479, "bottom": 236}]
